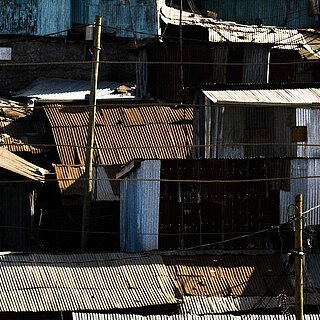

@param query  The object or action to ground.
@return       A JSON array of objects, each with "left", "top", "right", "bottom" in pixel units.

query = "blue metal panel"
[
  {"left": 120, "top": 160, "right": 161, "bottom": 252},
  {"left": 202, "top": 0, "right": 318, "bottom": 29},
  {"left": 38, "top": 0, "right": 71, "bottom": 36},
  {"left": 0, "top": 0, "right": 71, "bottom": 36},
  {"left": 72, "top": 0, "right": 158, "bottom": 39}
]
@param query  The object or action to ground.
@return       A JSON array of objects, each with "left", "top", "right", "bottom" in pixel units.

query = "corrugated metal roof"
[
  {"left": 180, "top": 295, "right": 292, "bottom": 314},
  {"left": 44, "top": 104, "right": 193, "bottom": 166},
  {"left": 15, "top": 78, "right": 136, "bottom": 101},
  {"left": 54, "top": 164, "right": 119, "bottom": 202},
  {"left": 0, "top": 148, "right": 47, "bottom": 182},
  {"left": 203, "top": 88, "right": 320, "bottom": 106},
  {"left": 163, "top": 254, "right": 294, "bottom": 297},
  {"left": 0, "top": 114, "right": 49, "bottom": 154},
  {"left": 0, "top": 134, "right": 43, "bottom": 154},
  {"left": 160, "top": 4, "right": 306, "bottom": 48},
  {"left": 72, "top": 314, "right": 320, "bottom": 320},
  {"left": 0, "top": 252, "right": 177, "bottom": 312}
]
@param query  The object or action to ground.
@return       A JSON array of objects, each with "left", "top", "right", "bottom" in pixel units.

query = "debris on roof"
[
  {"left": 0, "top": 98, "right": 32, "bottom": 119},
  {"left": 0, "top": 148, "right": 48, "bottom": 182},
  {"left": 15, "top": 78, "right": 136, "bottom": 101}
]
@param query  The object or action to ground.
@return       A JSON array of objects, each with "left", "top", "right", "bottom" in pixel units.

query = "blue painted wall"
[
  {"left": 120, "top": 160, "right": 161, "bottom": 253},
  {"left": 72, "top": 0, "right": 159, "bottom": 39},
  {"left": 201, "top": 0, "right": 318, "bottom": 29},
  {"left": 0, "top": 0, "right": 71, "bottom": 36}
]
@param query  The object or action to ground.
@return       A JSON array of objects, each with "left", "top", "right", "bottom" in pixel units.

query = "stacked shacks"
[{"left": 1, "top": 0, "right": 320, "bottom": 319}]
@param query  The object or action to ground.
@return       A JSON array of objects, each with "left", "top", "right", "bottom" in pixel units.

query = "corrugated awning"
[
  {"left": 160, "top": 4, "right": 306, "bottom": 47},
  {"left": 0, "top": 148, "right": 47, "bottom": 182},
  {"left": 15, "top": 77, "right": 136, "bottom": 100},
  {"left": 203, "top": 87, "right": 320, "bottom": 106}
]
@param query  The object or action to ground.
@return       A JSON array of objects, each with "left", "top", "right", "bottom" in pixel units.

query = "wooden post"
[
  {"left": 295, "top": 193, "right": 304, "bottom": 320},
  {"left": 81, "top": 16, "right": 102, "bottom": 252}
]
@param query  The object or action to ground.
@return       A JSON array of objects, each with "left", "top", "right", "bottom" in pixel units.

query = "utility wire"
[
  {"left": 0, "top": 59, "right": 318, "bottom": 67},
  {"left": 4, "top": 100, "right": 320, "bottom": 110},
  {"left": 2, "top": 174, "right": 320, "bottom": 185}
]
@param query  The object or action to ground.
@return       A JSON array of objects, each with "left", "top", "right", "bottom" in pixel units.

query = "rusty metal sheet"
[
  {"left": 46, "top": 104, "right": 193, "bottom": 166},
  {"left": 163, "top": 254, "right": 294, "bottom": 297}
]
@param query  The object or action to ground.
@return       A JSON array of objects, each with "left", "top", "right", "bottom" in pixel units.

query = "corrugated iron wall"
[
  {"left": 0, "top": 0, "right": 71, "bottom": 36},
  {"left": 120, "top": 160, "right": 161, "bottom": 252},
  {"left": 0, "top": 170, "right": 34, "bottom": 250},
  {"left": 242, "top": 46, "right": 270, "bottom": 84},
  {"left": 280, "top": 159, "right": 320, "bottom": 226},
  {"left": 201, "top": 0, "right": 318, "bottom": 29},
  {"left": 147, "top": 43, "right": 222, "bottom": 100},
  {"left": 194, "top": 98, "right": 306, "bottom": 159},
  {"left": 159, "top": 159, "right": 281, "bottom": 251},
  {"left": 296, "top": 108, "right": 320, "bottom": 158},
  {"left": 72, "top": 0, "right": 158, "bottom": 39}
]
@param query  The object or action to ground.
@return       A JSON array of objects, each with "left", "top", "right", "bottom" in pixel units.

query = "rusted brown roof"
[
  {"left": 0, "top": 134, "right": 43, "bottom": 154},
  {"left": 163, "top": 254, "right": 294, "bottom": 297},
  {"left": 45, "top": 104, "right": 193, "bottom": 166}
]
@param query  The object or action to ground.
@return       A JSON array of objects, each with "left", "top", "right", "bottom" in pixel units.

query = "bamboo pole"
[
  {"left": 295, "top": 193, "right": 304, "bottom": 320},
  {"left": 81, "top": 16, "right": 102, "bottom": 252}
]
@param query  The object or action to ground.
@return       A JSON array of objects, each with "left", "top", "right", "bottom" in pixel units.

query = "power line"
[
  {"left": 4, "top": 141, "right": 320, "bottom": 151},
  {"left": 2, "top": 174, "right": 320, "bottom": 185},
  {"left": 0, "top": 59, "right": 318, "bottom": 68},
  {"left": 4, "top": 100, "right": 320, "bottom": 110}
]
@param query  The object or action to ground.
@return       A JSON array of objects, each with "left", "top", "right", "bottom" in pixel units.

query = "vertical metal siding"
[
  {"left": 280, "top": 159, "right": 320, "bottom": 226},
  {"left": 147, "top": 43, "right": 223, "bottom": 100},
  {"left": 0, "top": 1, "right": 38, "bottom": 35},
  {"left": 120, "top": 160, "right": 161, "bottom": 252},
  {"left": 0, "top": 0, "right": 71, "bottom": 36},
  {"left": 242, "top": 46, "right": 270, "bottom": 84},
  {"left": 73, "top": 0, "right": 158, "bottom": 39},
  {"left": 38, "top": 0, "right": 71, "bottom": 36},
  {"left": 0, "top": 172, "right": 34, "bottom": 250},
  {"left": 296, "top": 108, "right": 320, "bottom": 158},
  {"left": 199, "top": 100, "right": 298, "bottom": 159},
  {"left": 201, "top": 0, "right": 318, "bottom": 29},
  {"left": 113, "top": 0, "right": 158, "bottom": 39}
]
